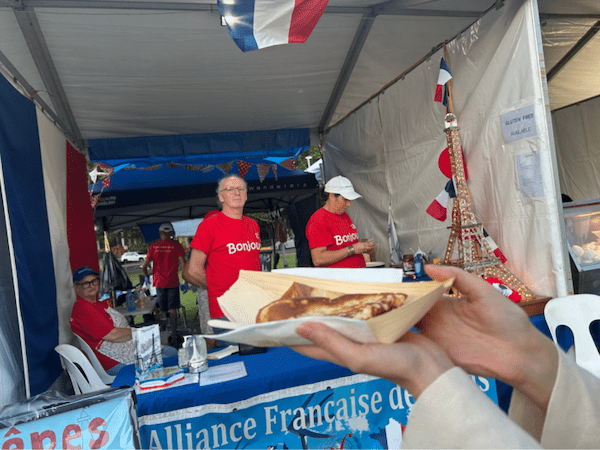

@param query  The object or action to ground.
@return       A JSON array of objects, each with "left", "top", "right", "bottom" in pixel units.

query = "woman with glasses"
[{"left": 69, "top": 266, "right": 176, "bottom": 375}]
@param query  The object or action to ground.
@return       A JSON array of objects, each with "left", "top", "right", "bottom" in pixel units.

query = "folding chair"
[
  {"left": 74, "top": 334, "right": 116, "bottom": 384},
  {"left": 544, "top": 294, "right": 600, "bottom": 378},
  {"left": 55, "top": 344, "right": 110, "bottom": 394}
]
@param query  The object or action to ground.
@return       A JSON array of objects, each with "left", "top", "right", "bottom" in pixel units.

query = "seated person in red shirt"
[
  {"left": 306, "top": 176, "right": 376, "bottom": 268},
  {"left": 69, "top": 266, "right": 177, "bottom": 375}
]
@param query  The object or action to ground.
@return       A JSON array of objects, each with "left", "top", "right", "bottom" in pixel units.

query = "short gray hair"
[{"left": 216, "top": 175, "right": 247, "bottom": 194}]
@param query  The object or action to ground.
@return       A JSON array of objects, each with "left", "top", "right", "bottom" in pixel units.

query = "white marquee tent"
[{"left": 1, "top": 0, "right": 600, "bottom": 406}]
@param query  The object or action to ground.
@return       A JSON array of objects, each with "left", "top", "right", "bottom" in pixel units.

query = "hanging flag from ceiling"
[
  {"left": 279, "top": 157, "right": 295, "bottom": 170},
  {"left": 434, "top": 57, "right": 452, "bottom": 105},
  {"left": 237, "top": 160, "right": 252, "bottom": 178},
  {"left": 218, "top": 0, "right": 330, "bottom": 52},
  {"left": 257, "top": 163, "right": 271, "bottom": 182},
  {"left": 217, "top": 161, "right": 234, "bottom": 174}
]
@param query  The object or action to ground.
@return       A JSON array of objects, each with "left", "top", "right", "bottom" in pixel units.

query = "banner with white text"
[
  {"left": 0, "top": 389, "right": 139, "bottom": 450},
  {"left": 139, "top": 374, "right": 497, "bottom": 449}
]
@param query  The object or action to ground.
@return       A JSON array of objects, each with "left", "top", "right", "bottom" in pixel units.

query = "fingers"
[
  {"left": 424, "top": 264, "right": 493, "bottom": 303},
  {"left": 294, "top": 322, "right": 362, "bottom": 367}
]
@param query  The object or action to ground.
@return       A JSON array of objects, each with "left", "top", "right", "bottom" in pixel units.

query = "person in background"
[
  {"left": 183, "top": 175, "right": 261, "bottom": 326},
  {"left": 70, "top": 266, "right": 177, "bottom": 375},
  {"left": 292, "top": 264, "right": 600, "bottom": 448},
  {"left": 305, "top": 175, "right": 376, "bottom": 268},
  {"left": 141, "top": 223, "right": 186, "bottom": 346}
]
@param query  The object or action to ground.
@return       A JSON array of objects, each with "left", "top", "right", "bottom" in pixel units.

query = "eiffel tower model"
[{"left": 442, "top": 113, "right": 534, "bottom": 301}]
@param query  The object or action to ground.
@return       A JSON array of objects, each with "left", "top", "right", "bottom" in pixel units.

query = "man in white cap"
[
  {"left": 142, "top": 222, "right": 186, "bottom": 345},
  {"left": 306, "top": 175, "right": 376, "bottom": 268}
]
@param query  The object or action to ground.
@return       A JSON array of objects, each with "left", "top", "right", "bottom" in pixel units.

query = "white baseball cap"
[
  {"left": 324, "top": 176, "right": 362, "bottom": 200},
  {"left": 159, "top": 223, "right": 174, "bottom": 234}
]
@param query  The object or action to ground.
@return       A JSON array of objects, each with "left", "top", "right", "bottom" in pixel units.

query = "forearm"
[
  {"left": 311, "top": 246, "right": 354, "bottom": 266},
  {"left": 103, "top": 327, "right": 132, "bottom": 343},
  {"left": 183, "top": 265, "right": 207, "bottom": 288},
  {"left": 505, "top": 331, "right": 558, "bottom": 412}
]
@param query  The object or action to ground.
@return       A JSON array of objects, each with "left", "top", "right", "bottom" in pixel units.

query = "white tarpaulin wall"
[
  {"left": 553, "top": 96, "right": 600, "bottom": 202},
  {"left": 323, "top": 0, "right": 568, "bottom": 298}
]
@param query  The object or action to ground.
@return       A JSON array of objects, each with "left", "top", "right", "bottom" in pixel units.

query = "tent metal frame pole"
[
  {"left": 0, "top": 50, "right": 74, "bottom": 143},
  {"left": 546, "top": 19, "right": 600, "bottom": 82},
  {"left": 318, "top": 11, "right": 376, "bottom": 135},
  {"left": 12, "top": 6, "right": 85, "bottom": 150},
  {"left": 531, "top": 0, "right": 573, "bottom": 296},
  {"left": 2, "top": 0, "right": 494, "bottom": 18}
]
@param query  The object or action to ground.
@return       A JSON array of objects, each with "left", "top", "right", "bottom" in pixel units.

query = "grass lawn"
[{"left": 127, "top": 251, "right": 297, "bottom": 331}]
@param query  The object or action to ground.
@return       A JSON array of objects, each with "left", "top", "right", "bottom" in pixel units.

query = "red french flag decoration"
[
  {"left": 434, "top": 57, "right": 452, "bottom": 103},
  {"left": 483, "top": 229, "right": 508, "bottom": 263},
  {"left": 426, "top": 187, "right": 449, "bottom": 221},
  {"left": 426, "top": 179, "right": 455, "bottom": 221},
  {"left": 217, "top": 0, "right": 330, "bottom": 52}
]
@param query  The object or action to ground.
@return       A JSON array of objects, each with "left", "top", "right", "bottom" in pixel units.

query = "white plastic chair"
[
  {"left": 544, "top": 294, "right": 600, "bottom": 378},
  {"left": 74, "top": 334, "right": 116, "bottom": 384},
  {"left": 55, "top": 344, "right": 110, "bottom": 394}
]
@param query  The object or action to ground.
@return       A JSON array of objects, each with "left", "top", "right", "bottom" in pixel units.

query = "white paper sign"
[
  {"left": 515, "top": 152, "right": 544, "bottom": 198},
  {"left": 200, "top": 361, "right": 247, "bottom": 386},
  {"left": 501, "top": 105, "right": 538, "bottom": 143}
]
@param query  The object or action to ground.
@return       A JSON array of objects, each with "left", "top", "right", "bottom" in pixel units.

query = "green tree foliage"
[{"left": 294, "top": 146, "right": 322, "bottom": 171}]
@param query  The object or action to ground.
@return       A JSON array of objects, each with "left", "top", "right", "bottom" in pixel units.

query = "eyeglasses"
[
  {"left": 77, "top": 278, "right": 100, "bottom": 289},
  {"left": 221, "top": 187, "right": 246, "bottom": 194}
]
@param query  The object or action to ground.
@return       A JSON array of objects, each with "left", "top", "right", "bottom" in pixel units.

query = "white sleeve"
[
  {"left": 509, "top": 348, "right": 600, "bottom": 449},
  {"left": 403, "top": 367, "right": 540, "bottom": 449}
]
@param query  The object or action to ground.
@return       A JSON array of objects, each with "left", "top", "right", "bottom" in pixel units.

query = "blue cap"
[{"left": 73, "top": 266, "right": 99, "bottom": 283}]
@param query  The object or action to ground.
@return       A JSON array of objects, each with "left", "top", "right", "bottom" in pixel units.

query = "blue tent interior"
[
  {"left": 88, "top": 128, "right": 318, "bottom": 230},
  {"left": 88, "top": 130, "right": 320, "bottom": 267},
  {"left": 89, "top": 156, "right": 319, "bottom": 231}
]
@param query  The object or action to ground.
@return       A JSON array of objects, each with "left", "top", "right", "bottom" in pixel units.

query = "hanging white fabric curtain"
[{"left": 323, "top": 0, "right": 568, "bottom": 298}]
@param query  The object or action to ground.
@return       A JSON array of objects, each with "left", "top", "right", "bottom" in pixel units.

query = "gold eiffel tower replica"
[{"left": 442, "top": 113, "right": 534, "bottom": 300}]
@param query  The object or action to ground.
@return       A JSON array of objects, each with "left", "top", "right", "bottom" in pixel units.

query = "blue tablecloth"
[{"left": 112, "top": 347, "right": 354, "bottom": 417}]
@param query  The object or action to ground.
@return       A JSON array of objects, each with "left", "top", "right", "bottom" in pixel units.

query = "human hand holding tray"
[{"left": 204, "top": 270, "right": 454, "bottom": 347}]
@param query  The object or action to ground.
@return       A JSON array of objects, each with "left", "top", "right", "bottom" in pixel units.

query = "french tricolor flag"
[
  {"left": 218, "top": 0, "right": 330, "bottom": 52},
  {"left": 434, "top": 57, "right": 452, "bottom": 103},
  {"left": 426, "top": 179, "right": 455, "bottom": 222},
  {"left": 483, "top": 229, "right": 508, "bottom": 263}
]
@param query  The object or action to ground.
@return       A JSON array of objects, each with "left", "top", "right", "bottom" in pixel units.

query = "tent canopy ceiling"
[{"left": 0, "top": 0, "right": 599, "bottom": 154}]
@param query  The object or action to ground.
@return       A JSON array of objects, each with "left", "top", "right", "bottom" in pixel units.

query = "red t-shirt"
[
  {"left": 146, "top": 239, "right": 185, "bottom": 288},
  {"left": 305, "top": 207, "right": 366, "bottom": 268},
  {"left": 190, "top": 212, "right": 261, "bottom": 317},
  {"left": 70, "top": 297, "right": 119, "bottom": 370}
]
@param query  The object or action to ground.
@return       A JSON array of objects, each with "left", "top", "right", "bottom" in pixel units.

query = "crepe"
[{"left": 256, "top": 282, "right": 406, "bottom": 323}]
